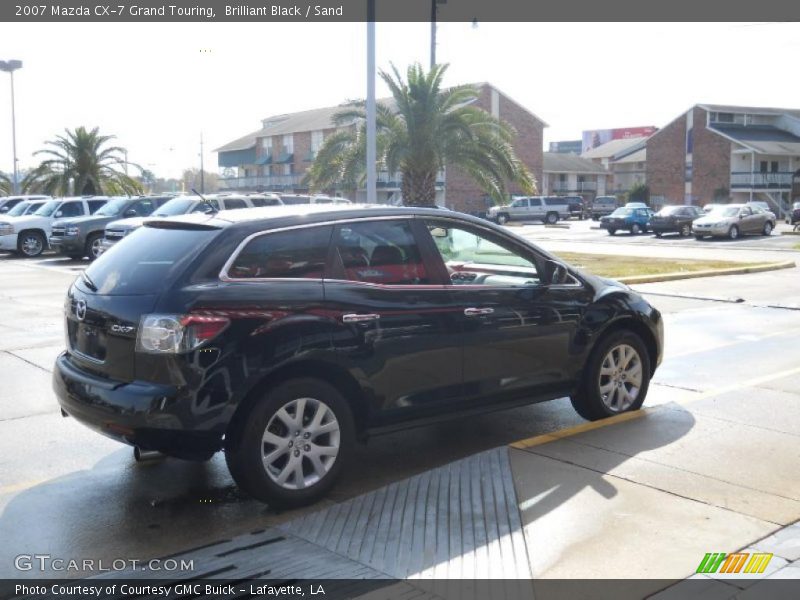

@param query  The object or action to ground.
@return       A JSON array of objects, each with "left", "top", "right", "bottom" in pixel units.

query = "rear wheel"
[
  {"left": 571, "top": 330, "right": 651, "bottom": 421},
  {"left": 694, "top": 234, "right": 704, "bottom": 240},
  {"left": 654, "top": 232, "right": 662, "bottom": 238},
  {"left": 607, "top": 229, "right": 616, "bottom": 236},
  {"left": 225, "top": 378, "right": 354, "bottom": 507},
  {"left": 630, "top": 223, "right": 641, "bottom": 235},
  {"left": 763, "top": 221, "right": 773, "bottom": 236},
  {"left": 85, "top": 233, "right": 103, "bottom": 261},
  {"left": 728, "top": 225, "right": 740, "bottom": 240},
  {"left": 17, "top": 231, "right": 45, "bottom": 258},
  {"left": 680, "top": 224, "right": 691, "bottom": 237},
  {"left": 496, "top": 213, "right": 509, "bottom": 225},
  {"left": 545, "top": 212, "right": 559, "bottom": 225}
]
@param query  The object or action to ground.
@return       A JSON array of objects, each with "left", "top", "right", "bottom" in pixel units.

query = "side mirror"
[
  {"left": 544, "top": 259, "right": 570, "bottom": 285},
  {"left": 124, "top": 209, "right": 138, "bottom": 217}
]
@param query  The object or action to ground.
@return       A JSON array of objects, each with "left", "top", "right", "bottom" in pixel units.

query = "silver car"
[
  {"left": 488, "top": 196, "right": 570, "bottom": 225},
  {"left": 692, "top": 203, "right": 775, "bottom": 240}
]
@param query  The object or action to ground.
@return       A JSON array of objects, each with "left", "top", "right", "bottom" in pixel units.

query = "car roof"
[{"left": 145, "top": 204, "right": 478, "bottom": 231}]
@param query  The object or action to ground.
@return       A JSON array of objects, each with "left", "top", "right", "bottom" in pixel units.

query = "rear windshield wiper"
[{"left": 81, "top": 272, "right": 98, "bottom": 292}]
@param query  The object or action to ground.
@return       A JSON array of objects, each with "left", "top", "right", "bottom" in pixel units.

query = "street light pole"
[
  {"left": 430, "top": 0, "right": 446, "bottom": 69},
  {"left": 0, "top": 60, "right": 22, "bottom": 194},
  {"left": 199, "top": 132, "right": 205, "bottom": 194},
  {"left": 365, "top": 0, "right": 376, "bottom": 204}
]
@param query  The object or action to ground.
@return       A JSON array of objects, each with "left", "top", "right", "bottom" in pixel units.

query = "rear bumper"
[{"left": 53, "top": 352, "right": 223, "bottom": 459}]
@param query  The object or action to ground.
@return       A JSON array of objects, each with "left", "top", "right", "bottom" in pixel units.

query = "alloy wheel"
[
  {"left": 20, "top": 234, "right": 43, "bottom": 257},
  {"left": 598, "top": 344, "right": 643, "bottom": 413},
  {"left": 764, "top": 222, "right": 772, "bottom": 236},
  {"left": 90, "top": 237, "right": 103, "bottom": 259},
  {"left": 681, "top": 224, "right": 690, "bottom": 237},
  {"left": 261, "top": 397, "right": 340, "bottom": 490}
]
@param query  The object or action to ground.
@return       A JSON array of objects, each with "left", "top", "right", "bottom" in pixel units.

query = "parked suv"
[
  {"left": 0, "top": 195, "right": 50, "bottom": 214},
  {"left": 488, "top": 196, "right": 571, "bottom": 224},
  {"left": 0, "top": 196, "right": 108, "bottom": 257},
  {"left": 562, "top": 196, "right": 587, "bottom": 220},
  {"left": 101, "top": 193, "right": 281, "bottom": 252},
  {"left": 591, "top": 196, "right": 620, "bottom": 220},
  {"left": 54, "top": 205, "right": 663, "bottom": 507},
  {"left": 50, "top": 196, "right": 172, "bottom": 260}
]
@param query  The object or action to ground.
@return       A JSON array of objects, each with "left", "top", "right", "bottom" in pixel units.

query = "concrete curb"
[
  {"left": 780, "top": 231, "right": 800, "bottom": 236},
  {"left": 616, "top": 260, "right": 796, "bottom": 285}
]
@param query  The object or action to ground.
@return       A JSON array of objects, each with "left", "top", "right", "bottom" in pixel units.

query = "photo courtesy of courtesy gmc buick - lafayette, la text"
[{"left": 53, "top": 204, "right": 663, "bottom": 507}]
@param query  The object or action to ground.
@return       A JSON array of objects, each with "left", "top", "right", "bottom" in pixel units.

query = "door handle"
[
  {"left": 342, "top": 313, "right": 380, "bottom": 323},
  {"left": 464, "top": 307, "right": 494, "bottom": 317}
]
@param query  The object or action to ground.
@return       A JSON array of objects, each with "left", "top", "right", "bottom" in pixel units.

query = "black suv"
[{"left": 53, "top": 205, "right": 663, "bottom": 507}]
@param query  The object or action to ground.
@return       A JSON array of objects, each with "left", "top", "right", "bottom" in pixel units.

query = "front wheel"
[
  {"left": 607, "top": 228, "right": 616, "bottom": 236},
  {"left": 17, "top": 231, "right": 46, "bottom": 258},
  {"left": 496, "top": 213, "right": 509, "bottom": 225},
  {"left": 763, "top": 221, "right": 773, "bottom": 236},
  {"left": 630, "top": 223, "right": 641, "bottom": 235},
  {"left": 225, "top": 378, "right": 354, "bottom": 507},
  {"left": 680, "top": 224, "right": 691, "bottom": 237},
  {"left": 85, "top": 233, "right": 104, "bottom": 261},
  {"left": 655, "top": 232, "right": 662, "bottom": 238},
  {"left": 545, "top": 212, "right": 559, "bottom": 225},
  {"left": 571, "top": 331, "right": 651, "bottom": 421},
  {"left": 728, "top": 225, "right": 740, "bottom": 240}
]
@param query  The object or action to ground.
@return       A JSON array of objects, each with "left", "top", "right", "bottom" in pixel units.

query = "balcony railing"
[
  {"left": 219, "top": 174, "right": 305, "bottom": 191},
  {"left": 551, "top": 181, "right": 598, "bottom": 192},
  {"left": 730, "top": 171, "right": 793, "bottom": 189}
]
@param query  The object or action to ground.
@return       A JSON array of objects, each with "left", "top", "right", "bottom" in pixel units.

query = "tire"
[
  {"left": 763, "top": 221, "right": 773, "bottom": 236},
  {"left": 497, "top": 213, "right": 509, "bottom": 225},
  {"left": 680, "top": 224, "right": 691, "bottom": 237},
  {"left": 545, "top": 212, "right": 559, "bottom": 225},
  {"left": 570, "top": 330, "right": 651, "bottom": 421},
  {"left": 592, "top": 215, "right": 599, "bottom": 221},
  {"left": 607, "top": 229, "right": 616, "bottom": 236},
  {"left": 655, "top": 232, "right": 662, "bottom": 238},
  {"left": 728, "top": 225, "right": 739, "bottom": 240},
  {"left": 17, "top": 230, "right": 46, "bottom": 258},
  {"left": 225, "top": 378, "right": 355, "bottom": 507},
  {"left": 694, "top": 235, "right": 704, "bottom": 241},
  {"left": 630, "top": 223, "right": 641, "bottom": 235},
  {"left": 67, "top": 254, "right": 83, "bottom": 260},
  {"left": 85, "top": 233, "right": 104, "bottom": 261}
]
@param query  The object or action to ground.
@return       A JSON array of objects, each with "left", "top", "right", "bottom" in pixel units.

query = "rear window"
[
  {"left": 544, "top": 197, "right": 565, "bottom": 206},
  {"left": 83, "top": 226, "right": 221, "bottom": 295}
]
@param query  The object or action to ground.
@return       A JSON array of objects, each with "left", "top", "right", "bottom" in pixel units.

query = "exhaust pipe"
[{"left": 133, "top": 446, "right": 165, "bottom": 463}]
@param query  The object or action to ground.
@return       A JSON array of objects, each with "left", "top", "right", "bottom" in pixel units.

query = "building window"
[
  {"left": 283, "top": 163, "right": 293, "bottom": 176},
  {"left": 311, "top": 130, "right": 324, "bottom": 153},
  {"left": 716, "top": 112, "right": 735, "bottom": 123},
  {"left": 261, "top": 137, "right": 272, "bottom": 152},
  {"left": 282, "top": 134, "right": 294, "bottom": 155}
]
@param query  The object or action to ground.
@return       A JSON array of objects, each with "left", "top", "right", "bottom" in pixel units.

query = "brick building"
[
  {"left": 646, "top": 104, "right": 800, "bottom": 215},
  {"left": 214, "top": 83, "right": 546, "bottom": 213}
]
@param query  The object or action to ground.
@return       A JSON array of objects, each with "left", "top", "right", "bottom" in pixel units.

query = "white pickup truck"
[{"left": 0, "top": 196, "right": 109, "bottom": 257}]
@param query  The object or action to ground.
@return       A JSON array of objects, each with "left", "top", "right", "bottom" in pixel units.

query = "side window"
[
  {"left": 529, "top": 198, "right": 542, "bottom": 207},
  {"left": 223, "top": 198, "right": 247, "bottom": 210},
  {"left": 510, "top": 198, "right": 528, "bottom": 208},
  {"left": 191, "top": 199, "right": 220, "bottom": 213},
  {"left": 227, "top": 225, "right": 332, "bottom": 280},
  {"left": 58, "top": 202, "right": 84, "bottom": 218},
  {"left": 740, "top": 207, "right": 752, "bottom": 216},
  {"left": 87, "top": 200, "right": 106, "bottom": 214},
  {"left": 332, "top": 220, "right": 429, "bottom": 285},
  {"left": 426, "top": 221, "right": 540, "bottom": 287},
  {"left": 130, "top": 199, "right": 156, "bottom": 216},
  {"left": 249, "top": 197, "right": 267, "bottom": 207}
]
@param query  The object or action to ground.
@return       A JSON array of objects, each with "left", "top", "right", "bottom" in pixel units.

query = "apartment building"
[
  {"left": 582, "top": 136, "right": 649, "bottom": 197},
  {"left": 215, "top": 83, "right": 546, "bottom": 214},
  {"left": 541, "top": 153, "right": 609, "bottom": 199},
  {"left": 646, "top": 104, "right": 800, "bottom": 214}
]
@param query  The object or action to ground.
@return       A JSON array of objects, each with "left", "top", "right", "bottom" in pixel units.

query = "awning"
[
  {"left": 255, "top": 154, "right": 272, "bottom": 165},
  {"left": 276, "top": 152, "right": 294, "bottom": 164}
]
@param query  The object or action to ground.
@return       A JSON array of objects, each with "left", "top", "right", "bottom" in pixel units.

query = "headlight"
[
  {"left": 66, "top": 226, "right": 80, "bottom": 236},
  {"left": 0, "top": 223, "right": 14, "bottom": 235}
]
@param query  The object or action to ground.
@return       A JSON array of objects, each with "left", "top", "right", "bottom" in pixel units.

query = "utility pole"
[
  {"left": 430, "top": 0, "right": 446, "bottom": 69},
  {"left": 199, "top": 132, "right": 205, "bottom": 194},
  {"left": 365, "top": 0, "right": 376, "bottom": 204},
  {"left": 0, "top": 60, "right": 22, "bottom": 194}
]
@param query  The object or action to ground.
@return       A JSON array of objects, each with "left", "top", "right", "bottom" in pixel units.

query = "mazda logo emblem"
[{"left": 75, "top": 300, "right": 87, "bottom": 322}]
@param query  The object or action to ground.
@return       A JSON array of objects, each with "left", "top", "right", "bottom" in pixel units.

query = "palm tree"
[
  {"left": 0, "top": 172, "right": 11, "bottom": 195},
  {"left": 22, "top": 127, "right": 143, "bottom": 196},
  {"left": 306, "top": 63, "right": 536, "bottom": 206}
]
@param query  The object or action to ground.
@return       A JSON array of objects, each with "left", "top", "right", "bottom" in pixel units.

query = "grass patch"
[{"left": 556, "top": 252, "right": 763, "bottom": 279}]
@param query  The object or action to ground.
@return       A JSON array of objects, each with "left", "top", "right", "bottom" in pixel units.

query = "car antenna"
[{"left": 191, "top": 188, "right": 217, "bottom": 214}]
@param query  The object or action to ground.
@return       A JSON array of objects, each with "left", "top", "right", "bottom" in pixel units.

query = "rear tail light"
[{"left": 136, "top": 314, "right": 229, "bottom": 354}]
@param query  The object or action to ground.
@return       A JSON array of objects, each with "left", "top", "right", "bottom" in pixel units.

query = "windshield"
[
  {"left": 7, "top": 202, "right": 32, "bottom": 217},
  {"left": 610, "top": 207, "right": 634, "bottom": 216},
  {"left": 93, "top": 198, "right": 130, "bottom": 217},
  {"left": 656, "top": 206, "right": 681, "bottom": 216},
  {"left": 709, "top": 206, "right": 740, "bottom": 217},
  {"left": 34, "top": 200, "right": 60, "bottom": 217},
  {"left": 153, "top": 197, "right": 198, "bottom": 216}
]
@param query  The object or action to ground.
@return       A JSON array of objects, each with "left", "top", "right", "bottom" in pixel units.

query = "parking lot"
[{"left": 1, "top": 223, "right": 800, "bottom": 582}]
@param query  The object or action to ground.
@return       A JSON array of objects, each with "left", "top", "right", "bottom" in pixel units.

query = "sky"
[{"left": 0, "top": 21, "right": 798, "bottom": 180}]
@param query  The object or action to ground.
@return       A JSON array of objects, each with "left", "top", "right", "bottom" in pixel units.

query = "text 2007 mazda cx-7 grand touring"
[{"left": 53, "top": 205, "right": 663, "bottom": 507}]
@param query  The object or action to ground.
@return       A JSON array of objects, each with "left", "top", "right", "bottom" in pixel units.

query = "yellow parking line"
[{"left": 510, "top": 364, "right": 800, "bottom": 450}]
